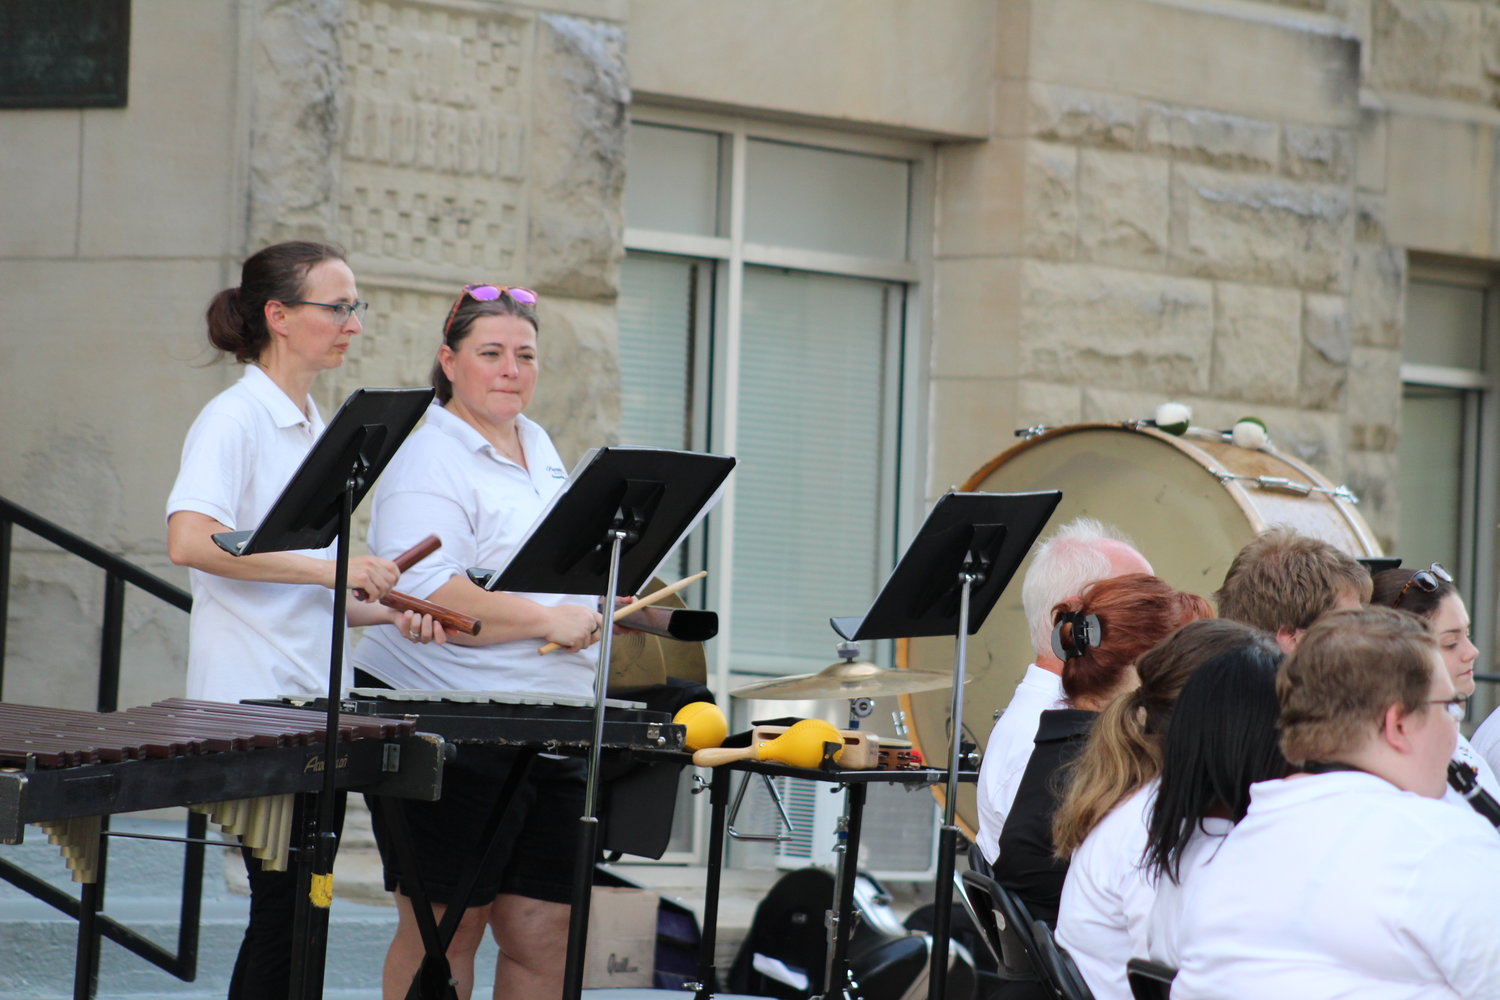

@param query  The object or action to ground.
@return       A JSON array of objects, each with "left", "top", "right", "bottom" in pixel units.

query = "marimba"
[{"left": 0, "top": 698, "right": 446, "bottom": 880}]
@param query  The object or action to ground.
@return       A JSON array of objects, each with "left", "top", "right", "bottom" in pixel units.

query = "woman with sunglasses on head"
[
  {"left": 351, "top": 283, "right": 605, "bottom": 1000},
  {"left": 1372, "top": 564, "right": 1500, "bottom": 803},
  {"left": 166, "top": 241, "right": 443, "bottom": 1000}
]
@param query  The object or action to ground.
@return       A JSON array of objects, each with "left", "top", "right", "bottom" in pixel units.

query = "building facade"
[{"left": 2, "top": 0, "right": 1499, "bottom": 844}]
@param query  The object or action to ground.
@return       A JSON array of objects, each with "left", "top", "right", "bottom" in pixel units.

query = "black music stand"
[
  {"left": 470, "top": 446, "right": 735, "bottom": 1000},
  {"left": 831, "top": 490, "right": 1060, "bottom": 1000},
  {"left": 213, "top": 386, "right": 432, "bottom": 1000}
]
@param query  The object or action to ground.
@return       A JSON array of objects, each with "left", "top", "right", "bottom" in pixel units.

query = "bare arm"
[
  {"left": 422, "top": 574, "right": 602, "bottom": 651},
  {"left": 167, "top": 510, "right": 400, "bottom": 599}
]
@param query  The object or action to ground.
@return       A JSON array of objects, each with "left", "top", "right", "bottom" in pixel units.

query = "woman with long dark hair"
[
  {"left": 1141, "top": 642, "right": 1286, "bottom": 967},
  {"left": 1053, "top": 620, "right": 1277, "bottom": 999}
]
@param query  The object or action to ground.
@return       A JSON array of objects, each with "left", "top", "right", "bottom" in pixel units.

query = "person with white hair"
[{"left": 972, "top": 518, "right": 1153, "bottom": 865}]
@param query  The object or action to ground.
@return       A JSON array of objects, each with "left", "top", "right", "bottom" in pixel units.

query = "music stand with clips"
[
  {"left": 469, "top": 445, "right": 736, "bottom": 1000},
  {"left": 212, "top": 386, "right": 433, "bottom": 1000},
  {"left": 831, "top": 490, "right": 1060, "bottom": 1000}
]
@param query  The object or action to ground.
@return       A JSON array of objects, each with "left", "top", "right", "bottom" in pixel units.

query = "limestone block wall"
[
  {"left": 930, "top": 0, "right": 1409, "bottom": 551},
  {"left": 0, "top": 0, "right": 627, "bottom": 708}
]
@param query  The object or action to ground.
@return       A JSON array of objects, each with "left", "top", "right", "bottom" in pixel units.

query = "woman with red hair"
[{"left": 990, "top": 574, "right": 1212, "bottom": 941}]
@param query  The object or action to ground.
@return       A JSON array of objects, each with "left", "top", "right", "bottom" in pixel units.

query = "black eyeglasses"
[
  {"left": 283, "top": 299, "right": 369, "bottom": 322},
  {"left": 1393, "top": 563, "right": 1452, "bottom": 609}
]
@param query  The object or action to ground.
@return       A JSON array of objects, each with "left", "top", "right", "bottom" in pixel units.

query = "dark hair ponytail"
[
  {"left": 205, "top": 241, "right": 346, "bottom": 363},
  {"left": 1142, "top": 643, "right": 1286, "bottom": 885},
  {"left": 431, "top": 289, "right": 540, "bottom": 404}
]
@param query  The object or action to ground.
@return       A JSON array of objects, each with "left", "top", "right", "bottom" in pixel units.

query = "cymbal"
[{"left": 731, "top": 660, "right": 953, "bottom": 700}]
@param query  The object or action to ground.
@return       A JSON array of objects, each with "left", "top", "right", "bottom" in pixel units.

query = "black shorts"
[{"left": 369, "top": 746, "right": 585, "bottom": 908}]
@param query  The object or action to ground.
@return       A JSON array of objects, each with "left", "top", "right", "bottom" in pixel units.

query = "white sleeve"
[
  {"left": 166, "top": 408, "right": 249, "bottom": 527},
  {"left": 368, "top": 456, "right": 480, "bottom": 600}
]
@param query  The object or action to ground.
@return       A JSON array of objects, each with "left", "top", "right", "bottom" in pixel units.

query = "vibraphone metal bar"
[{"left": 269, "top": 688, "right": 686, "bottom": 752}]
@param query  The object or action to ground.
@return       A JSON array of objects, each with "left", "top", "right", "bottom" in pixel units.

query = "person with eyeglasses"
[
  {"left": 165, "top": 241, "right": 444, "bottom": 999},
  {"left": 1172, "top": 607, "right": 1500, "bottom": 999},
  {"left": 350, "top": 283, "right": 605, "bottom": 1000},
  {"left": 1371, "top": 564, "right": 1500, "bottom": 806}
]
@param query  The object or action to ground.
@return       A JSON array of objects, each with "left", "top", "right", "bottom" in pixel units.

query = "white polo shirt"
[
  {"left": 975, "top": 663, "right": 1067, "bottom": 863},
  {"left": 352, "top": 403, "right": 596, "bottom": 698},
  {"left": 1056, "top": 781, "right": 1157, "bottom": 1000},
  {"left": 166, "top": 365, "right": 343, "bottom": 703},
  {"left": 1142, "top": 815, "right": 1231, "bottom": 970},
  {"left": 1173, "top": 771, "right": 1500, "bottom": 1000}
]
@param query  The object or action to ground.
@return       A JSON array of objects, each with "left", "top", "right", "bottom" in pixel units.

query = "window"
[
  {"left": 618, "top": 113, "right": 929, "bottom": 860},
  {"left": 1399, "top": 266, "right": 1500, "bottom": 712}
]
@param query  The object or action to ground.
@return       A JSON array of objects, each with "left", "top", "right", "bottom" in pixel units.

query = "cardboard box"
[{"left": 583, "top": 886, "right": 659, "bottom": 989}]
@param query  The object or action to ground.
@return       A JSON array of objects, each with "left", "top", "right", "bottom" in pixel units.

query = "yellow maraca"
[
  {"left": 691, "top": 718, "right": 845, "bottom": 769},
  {"left": 674, "top": 701, "right": 728, "bottom": 752}
]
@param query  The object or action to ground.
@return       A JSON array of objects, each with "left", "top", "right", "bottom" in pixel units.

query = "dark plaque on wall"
[{"left": 0, "top": 0, "right": 130, "bottom": 109}]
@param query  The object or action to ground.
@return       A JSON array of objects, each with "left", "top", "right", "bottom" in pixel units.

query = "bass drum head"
[{"left": 899, "top": 423, "right": 1381, "bottom": 837}]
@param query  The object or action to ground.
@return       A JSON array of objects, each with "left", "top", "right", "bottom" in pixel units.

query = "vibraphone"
[
  {"left": 266, "top": 687, "right": 684, "bottom": 750},
  {"left": 261, "top": 689, "right": 686, "bottom": 1000},
  {"left": 0, "top": 698, "right": 446, "bottom": 880}
]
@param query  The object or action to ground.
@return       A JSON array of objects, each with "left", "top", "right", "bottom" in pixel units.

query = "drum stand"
[{"left": 827, "top": 490, "right": 1059, "bottom": 1000}]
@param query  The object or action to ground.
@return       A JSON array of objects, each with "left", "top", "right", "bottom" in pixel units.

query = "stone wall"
[
  {"left": 931, "top": 0, "right": 1415, "bottom": 554},
  {"left": 0, "top": 0, "right": 627, "bottom": 707}
]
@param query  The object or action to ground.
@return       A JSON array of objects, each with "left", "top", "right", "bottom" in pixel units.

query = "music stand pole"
[
  {"left": 561, "top": 528, "right": 627, "bottom": 1000},
  {"left": 825, "top": 490, "right": 1060, "bottom": 1000},
  {"left": 928, "top": 568, "right": 977, "bottom": 1000},
  {"left": 211, "top": 387, "right": 434, "bottom": 1000}
]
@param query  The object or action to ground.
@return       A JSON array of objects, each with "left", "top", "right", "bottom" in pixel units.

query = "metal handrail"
[{"left": 0, "top": 494, "right": 203, "bottom": 993}]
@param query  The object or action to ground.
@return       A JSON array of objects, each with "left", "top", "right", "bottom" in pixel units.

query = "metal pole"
[
  {"left": 561, "top": 529, "right": 627, "bottom": 1000},
  {"left": 928, "top": 571, "right": 976, "bottom": 1000}
]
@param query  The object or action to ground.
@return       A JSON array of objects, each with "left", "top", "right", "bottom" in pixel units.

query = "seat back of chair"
[
  {"left": 958, "top": 869, "right": 1043, "bottom": 982},
  {"left": 1125, "top": 957, "right": 1177, "bottom": 1000},
  {"left": 1030, "top": 919, "right": 1096, "bottom": 1000}
]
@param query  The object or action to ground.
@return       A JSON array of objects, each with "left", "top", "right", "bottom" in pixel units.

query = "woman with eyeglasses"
[
  {"left": 166, "top": 241, "right": 442, "bottom": 1000},
  {"left": 1371, "top": 564, "right": 1500, "bottom": 802},
  {"left": 351, "top": 283, "right": 605, "bottom": 1000}
]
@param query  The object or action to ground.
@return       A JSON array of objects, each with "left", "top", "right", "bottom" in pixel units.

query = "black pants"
[{"left": 227, "top": 791, "right": 347, "bottom": 999}]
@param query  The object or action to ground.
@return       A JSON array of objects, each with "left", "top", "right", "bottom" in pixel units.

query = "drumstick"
[
  {"left": 381, "top": 590, "right": 482, "bottom": 636},
  {"left": 538, "top": 571, "right": 708, "bottom": 655},
  {"left": 354, "top": 534, "right": 442, "bottom": 601},
  {"left": 351, "top": 535, "right": 482, "bottom": 636}
]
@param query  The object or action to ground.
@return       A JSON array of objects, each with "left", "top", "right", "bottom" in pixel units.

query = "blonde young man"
[{"left": 1215, "top": 526, "right": 1370, "bottom": 653}]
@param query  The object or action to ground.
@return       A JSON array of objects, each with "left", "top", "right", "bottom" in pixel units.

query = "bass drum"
[{"left": 899, "top": 423, "right": 1382, "bottom": 838}]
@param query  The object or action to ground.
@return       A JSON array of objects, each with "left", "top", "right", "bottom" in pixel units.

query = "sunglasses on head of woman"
[
  {"left": 1393, "top": 563, "right": 1452, "bottom": 610},
  {"left": 442, "top": 284, "right": 538, "bottom": 339}
]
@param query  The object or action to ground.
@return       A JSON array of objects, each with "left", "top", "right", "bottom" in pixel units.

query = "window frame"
[
  {"left": 623, "top": 107, "right": 934, "bottom": 697},
  {"left": 1401, "top": 261, "right": 1500, "bottom": 707}
]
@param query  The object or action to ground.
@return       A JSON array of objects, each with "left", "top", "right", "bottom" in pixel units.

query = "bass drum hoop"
[{"left": 896, "top": 423, "right": 1381, "bottom": 838}]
